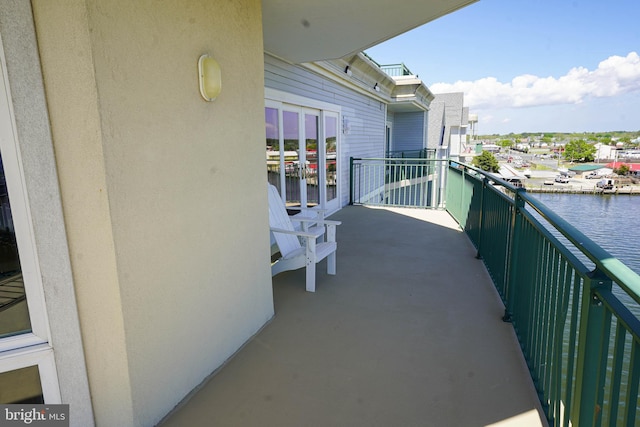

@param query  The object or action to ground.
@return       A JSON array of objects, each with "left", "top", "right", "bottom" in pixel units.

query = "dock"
[{"left": 526, "top": 185, "right": 640, "bottom": 195}]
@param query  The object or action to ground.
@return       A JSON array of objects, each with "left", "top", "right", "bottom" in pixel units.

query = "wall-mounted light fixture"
[
  {"left": 373, "top": 83, "right": 380, "bottom": 92},
  {"left": 344, "top": 65, "right": 352, "bottom": 76},
  {"left": 198, "top": 54, "right": 222, "bottom": 101}
]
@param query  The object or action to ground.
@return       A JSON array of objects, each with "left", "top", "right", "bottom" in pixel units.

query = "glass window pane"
[
  {"left": 325, "top": 116, "right": 338, "bottom": 204},
  {"left": 0, "top": 154, "right": 29, "bottom": 339},
  {"left": 305, "top": 114, "right": 319, "bottom": 207},
  {"left": 0, "top": 365, "right": 43, "bottom": 404},
  {"left": 265, "top": 107, "right": 281, "bottom": 193},
  {"left": 283, "top": 111, "right": 300, "bottom": 207}
]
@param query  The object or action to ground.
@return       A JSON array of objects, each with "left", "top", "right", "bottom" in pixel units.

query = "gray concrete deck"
[{"left": 161, "top": 206, "right": 547, "bottom": 427}]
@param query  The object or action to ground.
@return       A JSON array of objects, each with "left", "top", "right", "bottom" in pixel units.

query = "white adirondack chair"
[
  {"left": 268, "top": 183, "right": 341, "bottom": 292},
  {"left": 269, "top": 204, "right": 326, "bottom": 255}
]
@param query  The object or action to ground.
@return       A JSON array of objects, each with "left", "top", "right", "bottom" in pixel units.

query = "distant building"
[
  {"left": 481, "top": 144, "right": 501, "bottom": 153},
  {"left": 594, "top": 143, "right": 616, "bottom": 161},
  {"left": 427, "top": 92, "right": 470, "bottom": 160}
]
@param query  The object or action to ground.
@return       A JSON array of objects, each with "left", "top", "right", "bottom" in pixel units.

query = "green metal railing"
[
  {"left": 350, "top": 157, "right": 447, "bottom": 208},
  {"left": 446, "top": 161, "right": 640, "bottom": 427}
]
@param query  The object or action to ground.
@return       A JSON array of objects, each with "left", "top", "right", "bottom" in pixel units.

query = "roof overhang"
[
  {"left": 262, "top": 0, "right": 479, "bottom": 63},
  {"left": 303, "top": 52, "right": 396, "bottom": 103},
  {"left": 388, "top": 75, "right": 434, "bottom": 112},
  {"left": 305, "top": 56, "right": 436, "bottom": 112}
]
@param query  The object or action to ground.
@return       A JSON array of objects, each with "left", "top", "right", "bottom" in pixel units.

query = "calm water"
[
  {"left": 532, "top": 193, "right": 640, "bottom": 275},
  {"left": 532, "top": 194, "right": 639, "bottom": 423}
]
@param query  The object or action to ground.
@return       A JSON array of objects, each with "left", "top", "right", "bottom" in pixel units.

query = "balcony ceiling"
[{"left": 262, "top": 0, "right": 478, "bottom": 63}]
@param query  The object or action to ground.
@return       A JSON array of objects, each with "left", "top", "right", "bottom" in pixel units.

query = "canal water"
[
  {"left": 531, "top": 193, "right": 638, "bottom": 424},
  {"left": 532, "top": 193, "right": 640, "bottom": 275}
]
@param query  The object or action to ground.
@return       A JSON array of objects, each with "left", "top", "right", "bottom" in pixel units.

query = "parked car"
[
  {"left": 596, "top": 178, "right": 615, "bottom": 190},
  {"left": 585, "top": 172, "right": 599, "bottom": 179},
  {"left": 555, "top": 175, "right": 570, "bottom": 183}
]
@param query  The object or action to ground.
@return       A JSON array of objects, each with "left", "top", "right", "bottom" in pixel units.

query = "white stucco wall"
[{"left": 32, "top": 1, "right": 273, "bottom": 426}]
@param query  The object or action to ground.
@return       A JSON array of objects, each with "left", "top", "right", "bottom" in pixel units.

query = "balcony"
[
  {"left": 162, "top": 159, "right": 640, "bottom": 427},
  {"left": 161, "top": 205, "right": 546, "bottom": 426}
]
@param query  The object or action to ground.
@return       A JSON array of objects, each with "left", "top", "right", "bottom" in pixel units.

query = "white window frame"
[{"left": 0, "top": 33, "right": 59, "bottom": 402}]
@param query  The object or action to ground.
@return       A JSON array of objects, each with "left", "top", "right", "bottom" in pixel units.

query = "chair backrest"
[{"left": 267, "top": 184, "right": 302, "bottom": 257}]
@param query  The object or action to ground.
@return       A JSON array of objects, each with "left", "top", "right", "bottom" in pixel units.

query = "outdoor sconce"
[
  {"left": 198, "top": 54, "right": 222, "bottom": 101},
  {"left": 374, "top": 83, "right": 380, "bottom": 92},
  {"left": 344, "top": 65, "right": 353, "bottom": 76}
]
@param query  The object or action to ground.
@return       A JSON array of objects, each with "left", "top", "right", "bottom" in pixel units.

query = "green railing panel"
[
  {"left": 445, "top": 165, "right": 481, "bottom": 232},
  {"left": 443, "top": 160, "right": 640, "bottom": 427}
]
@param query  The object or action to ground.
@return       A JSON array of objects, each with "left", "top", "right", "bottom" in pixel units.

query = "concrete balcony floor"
[{"left": 161, "top": 206, "right": 547, "bottom": 427}]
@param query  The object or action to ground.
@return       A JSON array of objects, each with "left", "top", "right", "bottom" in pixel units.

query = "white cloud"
[{"left": 430, "top": 52, "right": 640, "bottom": 109}]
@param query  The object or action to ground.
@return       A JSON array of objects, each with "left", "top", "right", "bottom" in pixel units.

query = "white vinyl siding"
[
  {"left": 265, "top": 54, "right": 386, "bottom": 208},
  {"left": 391, "top": 112, "right": 425, "bottom": 153}
]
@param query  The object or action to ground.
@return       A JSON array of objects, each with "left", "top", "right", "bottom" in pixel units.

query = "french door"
[{"left": 265, "top": 99, "right": 340, "bottom": 213}]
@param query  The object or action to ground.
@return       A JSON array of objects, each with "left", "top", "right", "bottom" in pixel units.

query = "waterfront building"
[{"left": 0, "top": 1, "right": 481, "bottom": 426}]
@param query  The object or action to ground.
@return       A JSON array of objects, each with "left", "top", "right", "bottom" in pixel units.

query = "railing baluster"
[
  {"left": 564, "top": 271, "right": 583, "bottom": 427},
  {"left": 607, "top": 322, "right": 625, "bottom": 426},
  {"left": 623, "top": 339, "right": 640, "bottom": 426},
  {"left": 571, "top": 274, "right": 612, "bottom": 426},
  {"left": 504, "top": 189, "right": 525, "bottom": 323}
]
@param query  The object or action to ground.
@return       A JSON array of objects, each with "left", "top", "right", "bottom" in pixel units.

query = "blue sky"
[{"left": 365, "top": 0, "right": 640, "bottom": 135}]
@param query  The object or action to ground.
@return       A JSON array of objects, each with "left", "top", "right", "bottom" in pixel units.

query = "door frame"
[
  {"left": 0, "top": 31, "right": 60, "bottom": 403},
  {"left": 265, "top": 88, "right": 342, "bottom": 214},
  {"left": 322, "top": 111, "right": 340, "bottom": 213},
  {"left": 385, "top": 121, "right": 393, "bottom": 156}
]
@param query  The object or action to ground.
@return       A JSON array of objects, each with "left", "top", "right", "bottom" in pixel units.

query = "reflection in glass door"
[
  {"left": 265, "top": 101, "right": 339, "bottom": 212},
  {"left": 304, "top": 113, "right": 319, "bottom": 207},
  {"left": 324, "top": 114, "right": 338, "bottom": 211},
  {"left": 0, "top": 151, "right": 29, "bottom": 340},
  {"left": 265, "top": 107, "right": 281, "bottom": 194},
  {"left": 0, "top": 365, "right": 43, "bottom": 404},
  {"left": 0, "top": 164, "right": 29, "bottom": 338},
  {"left": 282, "top": 109, "right": 301, "bottom": 207}
]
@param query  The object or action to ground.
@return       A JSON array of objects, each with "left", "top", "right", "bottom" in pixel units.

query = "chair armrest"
[
  {"left": 290, "top": 218, "right": 341, "bottom": 226},
  {"left": 270, "top": 227, "right": 322, "bottom": 239},
  {"left": 287, "top": 207, "right": 328, "bottom": 214}
]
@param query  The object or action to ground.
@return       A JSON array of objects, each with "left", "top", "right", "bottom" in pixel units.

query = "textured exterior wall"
[
  {"left": 427, "top": 93, "right": 467, "bottom": 154},
  {"left": 427, "top": 102, "right": 445, "bottom": 149},
  {"left": 32, "top": 1, "right": 273, "bottom": 426}
]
